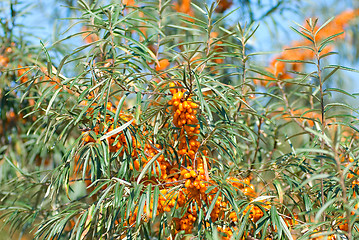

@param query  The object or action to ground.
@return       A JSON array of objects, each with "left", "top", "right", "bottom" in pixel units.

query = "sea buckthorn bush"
[{"left": 0, "top": 0, "right": 359, "bottom": 239}]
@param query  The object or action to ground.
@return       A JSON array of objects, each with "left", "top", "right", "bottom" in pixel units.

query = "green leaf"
[
  {"left": 315, "top": 198, "right": 337, "bottom": 222},
  {"left": 325, "top": 102, "right": 357, "bottom": 113},
  {"left": 319, "top": 32, "right": 344, "bottom": 49},
  {"left": 322, "top": 65, "right": 340, "bottom": 83},
  {"left": 99, "top": 119, "right": 134, "bottom": 141},
  {"left": 205, "top": 190, "right": 220, "bottom": 221},
  {"left": 294, "top": 173, "right": 331, "bottom": 191},
  {"left": 279, "top": 215, "right": 294, "bottom": 240},
  {"left": 213, "top": 7, "right": 240, "bottom": 26},
  {"left": 194, "top": 74, "right": 213, "bottom": 121},
  {"left": 152, "top": 186, "right": 159, "bottom": 223},
  {"left": 137, "top": 151, "right": 163, "bottom": 184},
  {"left": 324, "top": 65, "right": 359, "bottom": 73},
  {"left": 235, "top": 207, "right": 250, "bottom": 240},
  {"left": 276, "top": 59, "right": 316, "bottom": 65},
  {"left": 136, "top": 91, "right": 141, "bottom": 123},
  {"left": 315, "top": 17, "right": 334, "bottom": 35},
  {"left": 40, "top": 40, "right": 52, "bottom": 76},
  {"left": 4, "top": 156, "right": 28, "bottom": 177},
  {"left": 45, "top": 88, "right": 62, "bottom": 115},
  {"left": 75, "top": 211, "right": 89, "bottom": 240},
  {"left": 324, "top": 88, "right": 355, "bottom": 98},
  {"left": 319, "top": 51, "right": 337, "bottom": 60},
  {"left": 290, "top": 26, "right": 314, "bottom": 44}
]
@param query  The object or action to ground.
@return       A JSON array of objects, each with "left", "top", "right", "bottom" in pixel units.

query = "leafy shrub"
[{"left": 0, "top": 1, "right": 359, "bottom": 239}]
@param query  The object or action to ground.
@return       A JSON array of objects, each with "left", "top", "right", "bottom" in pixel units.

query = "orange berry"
[
  {"left": 156, "top": 59, "right": 170, "bottom": 71},
  {"left": 183, "top": 101, "right": 189, "bottom": 109},
  {"left": 181, "top": 169, "right": 188, "bottom": 175},
  {"left": 184, "top": 173, "right": 191, "bottom": 179},
  {"left": 179, "top": 149, "right": 187, "bottom": 155},
  {"left": 190, "top": 102, "right": 198, "bottom": 108},
  {"left": 190, "top": 170, "right": 197, "bottom": 178},
  {"left": 134, "top": 160, "right": 140, "bottom": 170}
]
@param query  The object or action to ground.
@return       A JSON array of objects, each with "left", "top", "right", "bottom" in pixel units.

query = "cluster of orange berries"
[
  {"left": 77, "top": 92, "right": 181, "bottom": 229},
  {"left": 0, "top": 45, "right": 29, "bottom": 84},
  {"left": 214, "top": 0, "right": 233, "bottom": 13},
  {"left": 81, "top": 26, "right": 100, "bottom": 44},
  {"left": 77, "top": 100, "right": 138, "bottom": 194},
  {"left": 245, "top": 204, "right": 265, "bottom": 222},
  {"left": 0, "top": 45, "right": 14, "bottom": 70},
  {"left": 140, "top": 143, "right": 179, "bottom": 181},
  {"left": 210, "top": 32, "right": 224, "bottom": 65},
  {"left": 272, "top": 107, "right": 323, "bottom": 127},
  {"left": 0, "top": 110, "right": 27, "bottom": 136},
  {"left": 310, "top": 234, "right": 336, "bottom": 240},
  {"left": 0, "top": 54, "right": 9, "bottom": 68},
  {"left": 81, "top": 100, "right": 137, "bottom": 155},
  {"left": 169, "top": 86, "right": 200, "bottom": 152},
  {"left": 173, "top": 0, "right": 195, "bottom": 22},
  {"left": 258, "top": 9, "right": 359, "bottom": 87},
  {"left": 76, "top": 81, "right": 275, "bottom": 239},
  {"left": 217, "top": 226, "right": 235, "bottom": 240},
  {"left": 168, "top": 82, "right": 209, "bottom": 234},
  {"left": 227, "top": 176, "right": 256, "bottom": 197},
  {"left": 167, "top": 82, "right": 267, "bottom": 238},
  {"left": 180, "top": 166, "right": 206, "bottom": 193},
  {"left": 17, "top": 65, "right": 30, "bottom": 83},
  {"left": 226, "top": 176, "right": 271, "bottom": 225},
  {"left": 173, "top": 0, "right": 232, "bottom": 17},
  {"left": 110, "top": 190, "right": 178, "bottom": 230},
  {"left": 174, "top": 206, "right": 198, "bottom": 234},
  {"left": 167, "top": 82, "right": 232, "bottom": 235}
]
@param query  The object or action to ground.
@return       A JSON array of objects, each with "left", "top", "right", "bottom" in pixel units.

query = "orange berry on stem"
[
  {"left": 184, "top": 173, "right": 191, "bottom": 179},
  {"left": 190, "top": 170, "right": 197, "bottom": 178},
  {"left": 185, "top": 179, "right": 191, "bottom": 188}
]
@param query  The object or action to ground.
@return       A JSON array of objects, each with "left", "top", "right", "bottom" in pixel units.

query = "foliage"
[{"left": 0, "top": 0, "right": 359, "bottom": 240}]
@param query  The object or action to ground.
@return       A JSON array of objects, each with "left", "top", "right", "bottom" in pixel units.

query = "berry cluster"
[
  {"left": 75, "top": 81, "right": 292, "bottom": 239},
  {"left": 81, "top": 101, "right": 137, "bottom": 155},
  {"left": 257, "top": 9, "right": 359, "bottom": 87}
]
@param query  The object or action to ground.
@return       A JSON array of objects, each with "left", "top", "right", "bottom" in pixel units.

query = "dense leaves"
[{"left": 0, "top": 0, "right": 359, "bottom": 240}]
